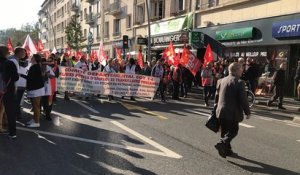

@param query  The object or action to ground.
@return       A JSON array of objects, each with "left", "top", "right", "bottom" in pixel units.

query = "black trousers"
[
  {"left": 204, "top": 86, "right": 212, "bottom": 104},
  {"left": 42, "top": 96, "right": 52, "bottom": 118},
  {"left": 220, "top": 118, "right": 239, "bottom": 150},
  {"left": 172, "top": 81, "right": 180, "bottom": 99},
  {"left": 16, "top": 88, "right": 26, "bottom": 118},
  {"left": 3, "top": 92, "right": 17, "bottom": 136},
  {"left": 158, "top": 81, "right": 165, "bottom": 100},
  {"left": 270, "top": 85, "right": 284, "bottom": 106}
]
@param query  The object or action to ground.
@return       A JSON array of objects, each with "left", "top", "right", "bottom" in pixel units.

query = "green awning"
[{"left": 215, "top": 27, "right": 253, "bottom": 41}]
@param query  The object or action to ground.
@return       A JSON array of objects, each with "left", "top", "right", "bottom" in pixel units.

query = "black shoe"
[
  {"left": 267, "top": 100, "right": 271, "bottom": 107},
  {"left": 45, "top": 116, "right": 52, "bottom": 121},
  {"left": 130, "top": 97, "right": 135, "bottom": 101},
  {"left": 278, "top": 106, "right": 286, "bottom": 110},
  {"left": 215, "top": 143, "right": 227, "bottom": 158},
  {"left": 64, "top": 96, "right": 70, "bottom": 101},
  {"left": 7, "top": 135, "right": 17, "bottom": 140},
  {"left": 121, "top": 96, "right": 124, "bottom": 99}
]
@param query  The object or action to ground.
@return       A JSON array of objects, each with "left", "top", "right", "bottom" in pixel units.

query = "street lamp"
[
  {"left": 40, "top": 10, "right": 56, "bottom": 50},
  {"left": 145, "top": 0, "right": 151, "bottom": 61}
]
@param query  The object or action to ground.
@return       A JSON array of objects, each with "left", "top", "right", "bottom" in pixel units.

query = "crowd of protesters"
[{"left": 0, "top": 43, "right": 298, "bottom": 139}]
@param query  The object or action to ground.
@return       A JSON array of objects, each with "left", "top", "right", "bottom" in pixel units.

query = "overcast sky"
[{"left": 0, "top": 0, "right": 43, "bottom": 30}]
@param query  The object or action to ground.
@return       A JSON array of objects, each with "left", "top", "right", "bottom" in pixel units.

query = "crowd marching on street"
[{"left": 0, "top": 42, "right": 299, "bottom": 158}]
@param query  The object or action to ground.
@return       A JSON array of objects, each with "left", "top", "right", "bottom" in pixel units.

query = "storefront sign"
[
  {"left": 150, "top": 14, "right": 193, "bottom": 35},
  {"left": 215, "top": 27, "right": 253, "bottom": 41},
  {"left": 57, "top": 67, "right": 160, "bottom": 98},
  {"left": 151, "top": 33, "right": 182, "bottom": 45},
  {"left": 189, "top": 31, "right": 204, "bottom": 48},
  {"left": 272, "top": 19, "right": 300, "bottom": 38},
  {"left": 137, "top": 37, "right": 148, "bottom": 45}
]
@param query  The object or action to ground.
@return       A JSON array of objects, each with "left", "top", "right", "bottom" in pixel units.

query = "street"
[{"left": 0, "top": 90, "right": 300, "bottom": 175}]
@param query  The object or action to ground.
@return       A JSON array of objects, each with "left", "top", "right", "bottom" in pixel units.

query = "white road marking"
[
  {"left": 256, "top": 116, "right": 273, "bottom": 121},
  {"left": 239, "top": 123, "right": 255, "bottom": 128},
  {"left": 297, "top": 140, "right": 300, "bottom": 142},
  {"left": 16, "top": 126, "right": 177, "bottom": 158},
  {"left": 286, "top": 123, "right": 300, "bottom": 128},
  {"left": 72, "top": 99, "right": 100, "bottom": 114},
  {"left": 96, "top": 162, "right": 134, "bottom": 175},
  {"left": 111, "top": 121, "right": 182, "bottom": 159},
  {"left": 76, "top": 153, "right": 90, "bottom": 159}
]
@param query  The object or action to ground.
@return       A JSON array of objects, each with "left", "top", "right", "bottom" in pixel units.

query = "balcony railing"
[
  {"left": 85, "top": 13, "right": 100, "bottom": 25},
  {"left": 85, "top": 0, "right": 96, "bottom": 3},
  {"left": 112, "top": 32, "right": 121, "bottom": 37},
  {"left": 170, "top": 8, "right": 186, "bottom": 16},
  {"left": 107, "top": 0, "right": 122, "bottom": 15},
  {"left": 196, "top": 0, "right": 252, "bottom": 10},
  {"left": 71, "top": 3, "right": 80, "bottom": 12},
  {"left": 150, "top": 16, "right": 162, "bottom": 22}
]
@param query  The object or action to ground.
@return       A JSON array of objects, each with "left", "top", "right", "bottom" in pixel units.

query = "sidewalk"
[{"left": 188, "top": 87, "right": 300, "bottom": 121}]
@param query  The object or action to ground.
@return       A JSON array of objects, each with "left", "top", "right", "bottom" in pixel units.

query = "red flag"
[
  {"left": 115, "top": 47, "right": 122, "bottom": 63},
  {"left": 38, "top": 40, "right": 44, "bottom": 52},
  {"left": 161, "top": 42, "right": 176, "bottom": 65},
  {"left": 203, "top": 44, "right": 213, "bottom": 67},
  {"left": 7, "top": 38, "right": 13, "bottom": 53},
  {"left": 65, "top": 46, "right": 71, "bottom": 57},
  {"left": 180, "top": 45, "right": 189, "bottom": 65},
  {"left": 34, "top": 40, "right": 39, "bottom": 52},
  {"left": 90, "top": 50, "right": 97, "bottom": 62},
  {"left": 137, "top": 49, "right": 144, "bottom": 69},
  {"left": 76, "top": 50, "right": 83, "bottom": 60},
  {"left": 184, "top": 51, "right": 202, "bottom": 76},
  {"left": 22, "top": 35, "right": 37, "bottom": 55},
  {"left": 97, "top": 41, "right": 108, "bottom": 66}
]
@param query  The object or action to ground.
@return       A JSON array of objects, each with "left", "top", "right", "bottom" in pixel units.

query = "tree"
[
  {"left": 65, "top": 15, "right": 86, "bottom": 51},
  {"left": 0, "top": 22, "right": 40, "bottom": 47}
]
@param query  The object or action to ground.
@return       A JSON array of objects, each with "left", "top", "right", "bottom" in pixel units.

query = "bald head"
[{"left": 229, "top": 62, "right": 243, "bottom": 78}]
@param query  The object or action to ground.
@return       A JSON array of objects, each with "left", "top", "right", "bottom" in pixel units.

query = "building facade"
[{"left": 38, "top": 0, "right": 300, "bottom": 95}]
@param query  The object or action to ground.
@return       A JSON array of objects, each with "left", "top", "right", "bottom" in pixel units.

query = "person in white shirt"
[
  {"left": 75, "top": 56, "right": 90, "bottom": 100},
  {"left": 124, "top": 58, "right": 137, "bottom": 101},
  {"left": 41, "top": 58, "right": 56, "bottom": 121},
  {"left": 8, "top": 47, "right": 26, "bottom": 119},
  {"left": 104, "top": 59, "right": 116, "bottom": 101}
]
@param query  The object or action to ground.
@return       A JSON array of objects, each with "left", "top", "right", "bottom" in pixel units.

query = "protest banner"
[{"left": 57, "top": 67, "right": 160, "bottom": 98}]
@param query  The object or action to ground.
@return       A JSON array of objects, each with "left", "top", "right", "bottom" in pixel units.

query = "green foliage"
[
  {"left": 0, "top": 22, "right": 40, "bottom": 47},
  {"left": 65, "top": 15, "right": 86, "bottom": 51}
]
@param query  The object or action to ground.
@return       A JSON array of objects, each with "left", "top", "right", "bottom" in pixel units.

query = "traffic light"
[{"left": 123, "top": 35, "right": 128, "bottom": 49}]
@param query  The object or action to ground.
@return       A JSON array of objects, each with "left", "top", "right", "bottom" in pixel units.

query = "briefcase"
[{"left": 205, "top": 111, "right": 220, "bottom": 133}]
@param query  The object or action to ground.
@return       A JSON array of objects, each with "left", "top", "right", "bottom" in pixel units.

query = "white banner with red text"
[{"left": 57, "top": 67, "right": 160, "bottom": 98}]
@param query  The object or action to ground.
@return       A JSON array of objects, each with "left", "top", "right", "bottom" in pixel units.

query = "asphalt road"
[{"left": 0, "top": 92, "right": 299, "bottom": 175}]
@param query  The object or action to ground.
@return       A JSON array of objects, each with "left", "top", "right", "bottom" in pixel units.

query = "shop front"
[
  {"left": 149, "top": 14, "right": 193, "bottom": 60},
  {"left": 195, "top": 13, "right": 300, "bottom": 96}
]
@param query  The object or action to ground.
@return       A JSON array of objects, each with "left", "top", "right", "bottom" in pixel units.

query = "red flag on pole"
[
  {"left": 115, "top": 47, "right": 122, "bottom": 63},
  {"left": 7, "top": 38, "right": 13, "bottom": 53},
  {"left": 180, "top": 45, "right": 189, "bottom": 65},
  {"left": 22, "top": 35, "right": 37, "bottom": 56},
  {"left": 38, "top": 40, "right": 44, "bottom": 52},
  {"left": 97, "top": 41, "right": 108, "bottom": 66},
  {"left": 183, "top": 50, "right": 202, "bottom": 76},
  {"left": 203, "top": 44, "right": 214, "bottom": 66},
  {"left": 137, "top": 49, "right": 144, "bottom": 69}
]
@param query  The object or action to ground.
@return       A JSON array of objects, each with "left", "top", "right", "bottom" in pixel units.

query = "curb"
[{"left": 293, "top": 117, "right": 300, "bottom": 124}]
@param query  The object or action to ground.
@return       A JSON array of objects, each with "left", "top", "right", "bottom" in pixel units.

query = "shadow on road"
[{"left": 228, "top": 155, "right": 300, "bottom": 175}]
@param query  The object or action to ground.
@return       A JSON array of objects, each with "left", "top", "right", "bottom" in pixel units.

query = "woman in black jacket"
[{"left": 26, "top": 54, "right": 45, "bottom": 128}]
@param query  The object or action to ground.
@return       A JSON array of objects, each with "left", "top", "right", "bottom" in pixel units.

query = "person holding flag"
[{"left": 202, "top": 62, "right": 215, "bottom": 107}]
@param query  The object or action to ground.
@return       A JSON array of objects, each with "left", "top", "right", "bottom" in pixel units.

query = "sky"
[{"left": 0, "top": 0, "right": 43, "bottom": 30}]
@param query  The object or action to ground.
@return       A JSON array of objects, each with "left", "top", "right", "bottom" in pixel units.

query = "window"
[
  {"left": 61, "top": 37, "right": 64, "bottom": 46},
  {"left": 150, "top": 0, "right": 164, "bottom": 20},
  {"left": 84, "top": 8, "right": 87, "bottom": 20},
  {"left": 54, "top": 13, "right": 56, "bottom": 22},
  {"left": 84, "top": 29, "right": 87, "bottom": 38},
  {"left": 62, "top": 7, "right": 64, "bottom": 17},
  {"left": 113, "top": 19, "right": 120, "bottom": 36},
  {"left": 97, "top": 1, "right": 100, "bottom": 13},
  {"left": 97, "top": 25, "right": 100, "bottom": 38},
  {"left": 126, "top": 14, "right": 131, "bottom": 28},
  {"left": 89, "top": 5, "right": 92, "bottom": 14},
  {"left": 104, "top": 22, "right": 109, "bottom": 38},
  {"left": 80, "top": 10, "right": 83, "bottom": 21},
  {"left": 136, "top": 4, "right": 145, "bottom": 24},
  {"left": 178, "top": 0, "right": 184, "bottom": 11}
]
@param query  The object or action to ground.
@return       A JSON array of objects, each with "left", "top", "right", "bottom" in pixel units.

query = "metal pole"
[
  {"left": 46, "top": 11, "right": 56, "bottom": 50},
  {"left": 145, "top": 0, "right": 151, "bottom": 61}
]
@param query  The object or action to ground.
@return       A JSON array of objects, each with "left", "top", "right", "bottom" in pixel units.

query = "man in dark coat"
[
  {"left": 267, "top": 63, "right": 287, "bottom": 110},
  {"left": 214, "top": 62, "right": 251, "bottom": 158}
]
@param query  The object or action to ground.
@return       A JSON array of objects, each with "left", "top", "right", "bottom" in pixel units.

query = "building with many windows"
[{"left": 38, "top": 0, "right": 300, "bottom": 96}]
